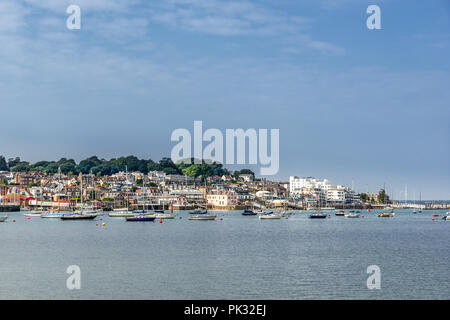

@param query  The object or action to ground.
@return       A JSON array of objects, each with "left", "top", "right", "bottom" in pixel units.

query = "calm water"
[{"left": 0, "top": 209, "right": 449, "bottom": 299}]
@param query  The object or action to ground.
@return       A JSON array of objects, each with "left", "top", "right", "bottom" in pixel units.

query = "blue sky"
[{"left": 0, "top": 0, "right": 449, "bottom": 199}]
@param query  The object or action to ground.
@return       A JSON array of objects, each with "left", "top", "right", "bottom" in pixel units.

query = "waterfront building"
[{"left": 207, "top": 189, "right": 238, "bottom": 207}]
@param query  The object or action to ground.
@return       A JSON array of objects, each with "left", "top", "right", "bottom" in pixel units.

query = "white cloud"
[{"left": 148, "top": 0, "right": 311, "bottom": 36}]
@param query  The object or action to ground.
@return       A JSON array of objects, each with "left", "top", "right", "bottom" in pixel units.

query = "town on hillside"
[{"left": 0, "top": 156, "right": 446, "bottom": 212}]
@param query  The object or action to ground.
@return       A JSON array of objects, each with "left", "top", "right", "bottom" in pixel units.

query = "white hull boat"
[
  {"left": 153, "top": 213, "right": 177, "bottom": 219},
  {"left": 24, "top": 212, "right": 43, "bottom": 217},
  {"left": 0, "top": 216, "right": 8, "bottom": 222},
  {"left": 345, "top": 212, "right": 360, "bottom": 218},
  {"left": 259, "top": 211, "right": 282, "bottom": 219},
  {"left": 108, "top": 211, "right": 136, "bottom": 218},
  {"left": 188, "top": 214, "right": 216, "bottom": 220}
]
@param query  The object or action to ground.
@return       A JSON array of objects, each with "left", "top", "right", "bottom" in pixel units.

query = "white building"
[
  {"left": 289, "top": 176, "right": 357, "bottom": 204},
  {"left": 207, "top": 189, "right": 238, "bottom": 207}
]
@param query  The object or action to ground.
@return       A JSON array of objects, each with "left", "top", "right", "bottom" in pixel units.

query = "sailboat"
[
  {"left": 61, "top": 175, "right": 98, "bottom": 220},
  {"left": 153, "top": 200, "right": 177, "bottom": 219},
  {"left": 242, "top": 200, "right": 258, "bottom": 215},
  {"left": 126, "top": 211, "right": 156, "bottom": 222},
  {"left": 308, "top": 194, "right": 327, "bottom": 219},
  {"left": 42, "top": 187, "right": 72, "bottom": 218},
  {"left": 108, "top": 190, "right": 135, "bottom": 217},
  {"left": 345, "top": 211, "right": 360, "bottom": 218},
  {"left": 376, "top": 185, "right": 394, "bottom": 217},
  {"left": 188, "top": 182, "right": 216, "bottom": 220},
  {"left": 258, "top": 210, "right": 282, "bottom": 219}
]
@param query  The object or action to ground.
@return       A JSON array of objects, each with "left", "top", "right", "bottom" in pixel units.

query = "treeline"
[{"left": 0, "top": 155, "right": 254, "bottom": 179}]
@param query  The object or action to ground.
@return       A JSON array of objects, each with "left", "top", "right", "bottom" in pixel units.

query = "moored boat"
[
  {"left": 108, "top": 210, "right": 136, "bottom": 218},
  {"left": 24, "top": 212, "right": 43, "bottom": 217},
  {"left": 126, "top": 215, "right": 156, "bottom": 222},
  {"left": 153, "top": 212, "right": 177, "bottom": 219},
  {"left": 258, "top": 211, "right": 282, "bottom": 219},
  {"left": 188, "top": 214, "right": 216, "bottom": 220},
  {"left": 189, "top": 209, "right": 208, "bottom": 215},
  {"left": 242, "top": 210, "right": 257, "bottom": 216},
  {"left": 376, "top": 213, "right": 392, "bottom": 217},
  {"left": 308, "top": 212, "right": 328, "bottom": 219},
  {"left": 60, "top": 213, "right": 97, "bottom": 220},
  {"left": 335, "top": 210, "right": 345, "bottom": 216},
  {"left": 0, "top": 216, "right": 8, "bottom": 222},
  {"left": 345, "top": 212, "right": 360, "bottom": 218}
]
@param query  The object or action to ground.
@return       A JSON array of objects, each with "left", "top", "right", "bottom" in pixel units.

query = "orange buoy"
[
  {"left": 13, "top": 220, "right": 16, "bottom": 222},
  {"left": 179, "top": 217, "right": 182, "bottom": 219},
  {"left": 220, "top": 218, "right": 223, "bottom": 220},
  {"left": 160, "top": 219, "right": 162, "bottom": 223}
]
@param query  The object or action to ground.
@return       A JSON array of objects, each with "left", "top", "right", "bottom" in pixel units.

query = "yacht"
[
  {"left": 24, "top": 212, "right": 43, "bottom": 217},
  {"left": 345, "top": 211, "right": 360, "bottom": 218},
  {"left": 108, "top": 210, "right": 136, "bottom": 218},
  {"left": 308, "top": 211, "right": 328, "bottom": 219},
  {"left": 60, "top": 212, "right": 97, "bottom": 220},
  {"left": 153, "top": 211, "right": 177, "bottom": 219},
  {"left": 126, "top": 214, "right": 156, "bottom": 222},
  {"left": 188, "top": 213, "right": 216, "bottom": 220},
  {"left": 258, "top": 211, "right": 282, "bottom": 219}
]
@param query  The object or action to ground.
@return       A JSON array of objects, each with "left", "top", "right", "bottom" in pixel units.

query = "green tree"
[
  {"left": 0, "top": 156, "right": 8, "bottom": 171},
  {"left": 7, "top": 157, "right": 21, "bottom": 168},
  {"left": 377, "top": 189, "right": 387, "bottom": 204},
  {"left": 359, "top": 193, "right": 368, "bottom": 202}
]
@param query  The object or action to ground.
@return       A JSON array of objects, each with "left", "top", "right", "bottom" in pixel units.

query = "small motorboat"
[
  {"left": 188, "top": 214, "right": 216, "bottom": 220},
  {"left": 23, "top": 212, "right": 43, "bottom": 217},
  {"left": 308, "top": 212, "right": 328, "bottom": 219},
  {"left": 345, "top": 212, "right": 360, "bottom": 218},
  {"left": 0, "top": 216, "right": 8, "bottom": 222},
  {"left": 442, "top": 215, "right": 450, "bottom": 221},
  {"left": 335, "top": 210, "right": 345, "bottom": 216},
  {"left": 189, "top": 209, "right": 208, "bottom": 215},
  {"left": 376, "top": 213, "right": 393, "bottom": 217},
  {"left": 242, "top": 210, "right": 257, "bottom": 216}
]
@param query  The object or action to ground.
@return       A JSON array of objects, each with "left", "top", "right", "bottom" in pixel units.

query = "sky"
[{"left": 0, "top": 0, "right": 449, "bottom": 199}]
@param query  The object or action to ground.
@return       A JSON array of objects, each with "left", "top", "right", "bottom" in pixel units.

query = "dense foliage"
[{"left": 0, "top": 155, "right": 234, "bottom": 178}]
